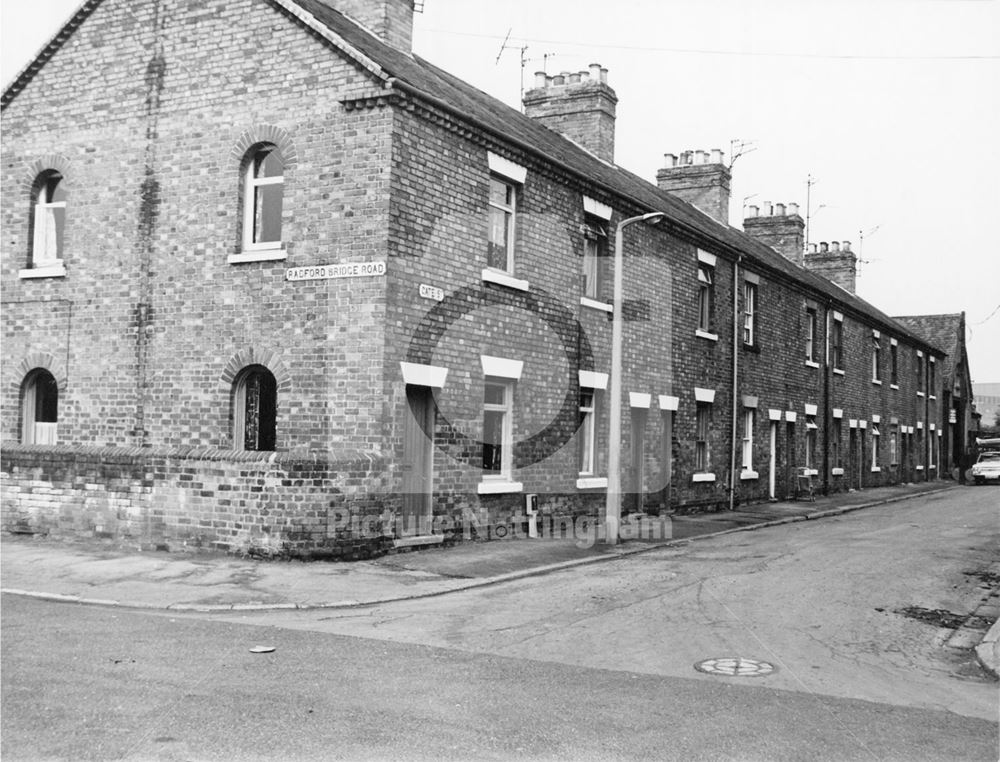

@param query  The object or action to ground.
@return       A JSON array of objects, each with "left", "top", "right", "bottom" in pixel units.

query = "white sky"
[{"left": 3, "top": 0, "right": 999, "bottom": 381}]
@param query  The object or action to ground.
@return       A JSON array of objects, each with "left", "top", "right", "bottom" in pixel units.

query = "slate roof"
[
  {"left": 1, "top": 0, "right": 946, "bottom": 356},
  {"left": 893, "top": 314, "right": 965, "bottom": 380}
]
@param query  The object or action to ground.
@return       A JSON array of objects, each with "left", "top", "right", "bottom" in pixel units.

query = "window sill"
[
  {"left": 803, "top": 468, "right": 819, "bottom": 477},
  {"left": 482, "top": 268, "right": 529, "bottom": 292},
  {"left": 872, "top": 379, "right": 882, "bottom": 386},
  {"left": 831, "top": 467, "right": 845, "bottom": 476},
  {"left": 740, "top": 470, "right": 759, "bottom": 481},
  {"left": 692, "top": 473, "right": 716, "bottom": 483},
  {"left": 833, "top": 368, "right": 845, "bottom": 376},
  {"left": 477, "top": 480, "right": 524, "bottom": 495},
  {"left": 929, "top": 396, "right": 936, "bottom": 401},
  {"left": 579, "top": 296, "right": 612, "bottom": 313},
  {"left": 576, "top": 476, "right": 608, "bottom": 489},
  {"left": 915, "top": 466, "right": 925, "bottom": 471},
  {"left": 229, "top": 249, "right": 287, "bottom": 264},
  {"left": 695, "top": 329, "right": 718, "bottom": 342},
  {"left": 871, "top": 466, "right": 881, "bottom": 473},
  {"left": 890, "top": 384, "right": 899, "bottom": 390},
  {"left": 916, "top": 392, "right": 925, "bottom": 398},
  {"left": 19, "top": 262, "right": 66, "bottom": 279},
  {"left": 805, "top": 360, "right": 820, "bottom": 369}
]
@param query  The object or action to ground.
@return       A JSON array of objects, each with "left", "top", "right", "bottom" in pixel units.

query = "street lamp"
[{"left": 605, "top": 211, "right": 665, "bottom": 545}]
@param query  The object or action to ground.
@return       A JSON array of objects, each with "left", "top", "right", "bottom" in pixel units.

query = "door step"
[{"left": 392, "top": 534, "right": 445, "bottom": 549}]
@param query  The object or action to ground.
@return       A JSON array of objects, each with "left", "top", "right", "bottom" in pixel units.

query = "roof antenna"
[
  {"left": 495, "top": 29, "right": 529, "bottom": 111},
  {"left": 729, "top": 138, "right": 756, "bottom": 169},
  {"left": 858, "top": 225, "right": 881, "bottom": 275}
]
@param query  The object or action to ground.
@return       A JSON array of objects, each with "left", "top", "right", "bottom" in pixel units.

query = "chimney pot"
[
  {"left": 831, "top": 241, "right": 840, "bottom": 252},
  {"left": 809, "top": 243, "right": 817, "bottom": 253},
  {"left": 775, "top": 203, "right": 786, "bottom": 216},
  {"left": 820, "top": 242, "right": 829, "bottom": 252},
  {"left": 663, "top": 153, "right": 677, "bottom": 168},
  {"left": 533, "top": 71, "right": 547, "bottom": 88},
  {"left": 787, "top": 202, "right": 799, "bottom": 216},
  {"left": 710, "top": 148, "right": 724, "bottom": 164},
  {"left": 569, "top": 72, "right": 581, "bottom": 84},
  {"left": 579, "top": 70, "right": 591, "bottom": 82},
  {"left": 748, "top": 205, "right": 759, "bottom": 217},
  {"left": 589, "top": 63, "right": 602, "bottom": 80},
  {"left": 694, "top": 150, "right": 707, "bottom": 165},
  {"left": 762, "top": 202, "right": 773, "bottom": 216},
  {"left": 553, "top": 73, "right": 566, "bottom": 86},
  {"left": 842, "top": 240, "right": 851, "bottom": 251},
  {"left": 600, "top": 67, "right": 609, "bottom": 84}
]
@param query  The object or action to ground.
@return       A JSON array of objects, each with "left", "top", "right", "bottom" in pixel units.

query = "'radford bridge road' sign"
[{"left": 286, "top": 261, "right": 386, "bottom": 282}]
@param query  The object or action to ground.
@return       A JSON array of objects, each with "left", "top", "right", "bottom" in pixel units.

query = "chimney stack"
[
  {"left": 326, "top": 0, "right": 416, "bottom": 53},
  {"left": 742, "top": 201, "right": 804, "bottom": 265},
  {"left": 523, "top": 65, "right": 618, "bottom": 163},
  {"left": 805, "top": 239, "right": 858, "bottom": 293},
  {"left": 657, "top": 149, "right": 731, "bottom": 225}
]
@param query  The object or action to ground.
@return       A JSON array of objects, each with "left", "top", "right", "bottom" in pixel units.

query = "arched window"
[
  {"left": 242, "top": 145, "right": 283, "bottom": 251},
  {"left": 233, "top": 365, "right": 277, "bottom": 451},
  {"left": 21, "top": 369, "right": 59, "bottom": 444},
  {"left": 31, "top": 171, "right": 66, "bottom": 267}
]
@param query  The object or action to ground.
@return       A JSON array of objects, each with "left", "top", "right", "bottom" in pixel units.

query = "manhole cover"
[{"left": 694, "top": 657, "right": 775, "bottom": 677}]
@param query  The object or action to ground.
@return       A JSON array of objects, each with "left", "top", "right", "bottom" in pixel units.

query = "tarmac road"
[
  {"left": 223, "top": 487, "right": 999, "bottom": 722},
  {"left": 1, "top": 593, "right": 996, "bottom": 761}
]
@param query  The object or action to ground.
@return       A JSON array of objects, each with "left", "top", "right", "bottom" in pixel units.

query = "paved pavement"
[{"left": 3, "top": 480, "right": 998, "bottom": 677}]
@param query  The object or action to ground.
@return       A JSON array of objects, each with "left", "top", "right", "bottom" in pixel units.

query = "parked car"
[{"left": 971, "top": 451, "right": 1000, "bottom": 485}]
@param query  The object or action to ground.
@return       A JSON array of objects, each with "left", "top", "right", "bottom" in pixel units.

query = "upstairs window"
[
  {"left": 916, "top": 352, "right": 925, "bottom": 395},
  {"left": 582, "top": 217, "right": 608, "bottom": 301},
  {"left": 243, "top": 146, "right": 284, "bottom": 250},
  {"left": 871, "top": 332, "right": 882, "bottom": 383},
  {"left": 697, "top": 265, "right": 714, "bottom": 333},
  {"left": 929, "top": 358, "right": 936, "bottom": 397},
  {"left": 805, "top": 307, "right": 818, "bottom": 363},
  {"left": 832, "top": 316, "right": 844, "bottom": 371},
  {"left": 21, "top": 369, "right": 59, "bottom": 445},
  {"left": 31, "top": 171, "right": 67, "bottom": 267},
  {"left": 487, "top": 177, "right": 516, "bottom": 273},
  {"left": 890, "top": 341, "right": 899, "bottom": 386},
  {"left": 832, "top": 418, "right": 842, "bottom": 469},
  {"left": 233, "top": 365, "right": 277, "bottom": 451},
  {"left": 743, "top": 281, "right": 758, "bottom": 346}
]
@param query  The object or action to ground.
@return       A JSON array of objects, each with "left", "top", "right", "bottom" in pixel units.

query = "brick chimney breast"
[
  {"left": 657, "top": 149, "right": 731, "bottom": 225},
  {"left": 805, "top": 239, "right": 858, "bottom": 294},
  {"left": 324, "top": 0, "right": 415, "bottom": 53},
  {"left": 743, "top": 202, "right": 805, "bottom": 265},
  {"left": 523, "top": 64, "right": 618, "bottom": 164}
]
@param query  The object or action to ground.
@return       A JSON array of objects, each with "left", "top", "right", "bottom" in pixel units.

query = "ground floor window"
[
  {"left": 695, "top": 402, "right": 711, "bottom": 471},
  {"left": 871, "top": 423, "right": 880, "bottom": 470},
  {"left": 741, "top": 408, "right": 754, "bottom": 471},
  {"left": 482, "top": 378, "right": 513, "bottom": 478},
  {"left": 579, "top": 388, "right": 598, "bottom": 475},
  {"left": 233, "top": 365, "right": 277, "bottom": 451},
  {"left": 21, "top": 369, "right": 59, "bottom": 444},
  {"left": 805, "top": 415, "right": 818, "bottom": 469}
]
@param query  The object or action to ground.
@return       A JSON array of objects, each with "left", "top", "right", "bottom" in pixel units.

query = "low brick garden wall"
[{"left": 0, "top": 444, "right": 391, "bottom": 559}]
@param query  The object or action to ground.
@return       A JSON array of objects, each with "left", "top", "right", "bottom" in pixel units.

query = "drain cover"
[{"left": 694, "top": 657, "right": 775, "bottom": 677}]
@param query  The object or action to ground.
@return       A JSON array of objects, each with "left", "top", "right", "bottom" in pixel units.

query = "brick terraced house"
[{"left": 1, "top": 0, "right": 969, "bottom": 557}]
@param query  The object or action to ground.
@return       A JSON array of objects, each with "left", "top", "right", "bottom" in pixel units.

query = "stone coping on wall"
[{"left": 0, "top": 443, "right": 386, "bottom": 468}]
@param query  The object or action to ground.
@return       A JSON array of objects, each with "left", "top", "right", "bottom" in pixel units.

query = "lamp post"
[{"left": 605, "top": 211, "right": 665, "bottom": 545}]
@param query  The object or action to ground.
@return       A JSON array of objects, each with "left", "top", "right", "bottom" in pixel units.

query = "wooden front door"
[{"left": 401, "top": 385, "right": 435, "bottom": 536}]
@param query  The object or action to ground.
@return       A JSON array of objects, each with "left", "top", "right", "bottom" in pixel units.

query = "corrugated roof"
[{"left": 0, "top": 0, "right": 947, "bottom": 355}]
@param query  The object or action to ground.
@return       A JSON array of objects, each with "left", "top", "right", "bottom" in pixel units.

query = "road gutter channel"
[{"left": 1, "top": 484, "right": 958, "bottom": 614}]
